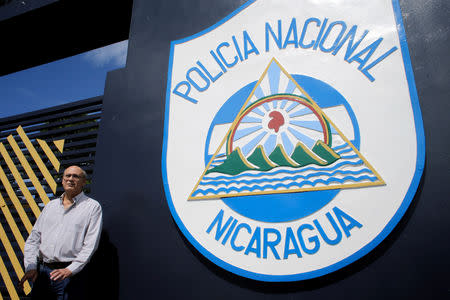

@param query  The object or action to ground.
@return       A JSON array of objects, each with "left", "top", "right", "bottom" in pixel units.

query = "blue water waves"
[
  {"left": 193, "top": 175, "right": 378, "bottom": 196},
  {"left": 200, "top": 168, "right": 373, "bottom": 186}
]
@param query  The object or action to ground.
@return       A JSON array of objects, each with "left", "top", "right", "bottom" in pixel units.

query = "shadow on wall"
[
  {"left": 175, "top": 166, "right": 426, "bottom": 292},
  {"left": 86, "top": 230, "right": 119, "bottom": 299}
]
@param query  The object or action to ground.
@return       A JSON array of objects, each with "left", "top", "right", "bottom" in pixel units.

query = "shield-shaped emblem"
[{"left": 162, "top": 0, "right": 424, "bottom": 281}]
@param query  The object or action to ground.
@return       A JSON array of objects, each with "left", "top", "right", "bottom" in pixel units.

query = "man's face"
[{"left": 62, "top": 166, "right": 86, "bottom": 195}]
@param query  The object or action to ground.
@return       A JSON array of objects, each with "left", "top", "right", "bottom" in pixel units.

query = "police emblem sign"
[{"left": 162, "top": 0, "right": 424, "bottom": 281}]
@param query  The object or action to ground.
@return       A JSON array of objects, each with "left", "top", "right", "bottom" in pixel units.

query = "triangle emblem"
[{"left": 189, "top": 58, "right": 385, "bottom": 200}]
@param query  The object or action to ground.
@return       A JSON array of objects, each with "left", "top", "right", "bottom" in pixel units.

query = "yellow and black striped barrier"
[{"left": 0, "top": 125, "right": 64, "bottom": 299}]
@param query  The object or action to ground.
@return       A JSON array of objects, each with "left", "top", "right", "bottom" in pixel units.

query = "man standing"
[{"left": 19, "top": 165, "right": 102, "bottom": 299}]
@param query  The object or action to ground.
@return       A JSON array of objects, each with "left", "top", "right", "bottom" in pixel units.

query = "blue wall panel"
[{"left": 91, "top": 0, "right": 450, "bottom": 298}]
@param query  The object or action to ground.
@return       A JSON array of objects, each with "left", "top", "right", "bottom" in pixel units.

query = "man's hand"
[
  {"left": 49, "top": 268, "right": 72, "bottom": 281},
  {"left": 18, "top": 269, "right": 38, "bottom": 289}
]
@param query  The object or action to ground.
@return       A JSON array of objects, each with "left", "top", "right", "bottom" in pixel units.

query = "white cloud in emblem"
[{"left": 83, "top": 40, "right": 128, "bottom": 68}]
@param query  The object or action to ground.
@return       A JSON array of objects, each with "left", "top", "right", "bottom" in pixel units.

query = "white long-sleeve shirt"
[{"left": 24, "top": 192, "right": 102, "bottom": 275}]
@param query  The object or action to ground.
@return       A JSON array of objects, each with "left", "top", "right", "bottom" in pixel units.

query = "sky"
[{"left": 0, "top": 40, "right": 128, "bottom": 118}]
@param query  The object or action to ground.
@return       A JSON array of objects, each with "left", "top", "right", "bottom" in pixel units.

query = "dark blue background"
[{"left": 91, "top": 0, "right": 450, "bottom": 298}]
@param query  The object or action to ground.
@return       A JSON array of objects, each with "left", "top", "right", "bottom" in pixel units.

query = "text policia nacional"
[{"left": 173, "top": 17, "right": 398, "bottom": 104}]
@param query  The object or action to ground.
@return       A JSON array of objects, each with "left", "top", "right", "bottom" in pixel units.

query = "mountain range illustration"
[{"left": 206, "top": 140, "right": 339, "bottom": 175}]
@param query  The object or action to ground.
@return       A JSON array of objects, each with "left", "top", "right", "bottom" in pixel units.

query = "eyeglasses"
[{"left": 63, "top": 174, "right": 83, "bottom": 180}]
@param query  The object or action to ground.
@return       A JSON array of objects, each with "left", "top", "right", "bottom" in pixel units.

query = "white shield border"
[{"left": 161, "top": 0, "right": 425, "bottom": 282}]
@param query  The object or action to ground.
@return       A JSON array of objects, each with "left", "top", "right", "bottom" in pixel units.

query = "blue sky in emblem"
[{"left": 0, "top": 40, "right": 128, "bottom": 118}]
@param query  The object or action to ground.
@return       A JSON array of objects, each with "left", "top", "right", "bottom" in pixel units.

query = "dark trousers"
[{"left": 31, "top": 265, "right": 86, "bottom": 300}]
